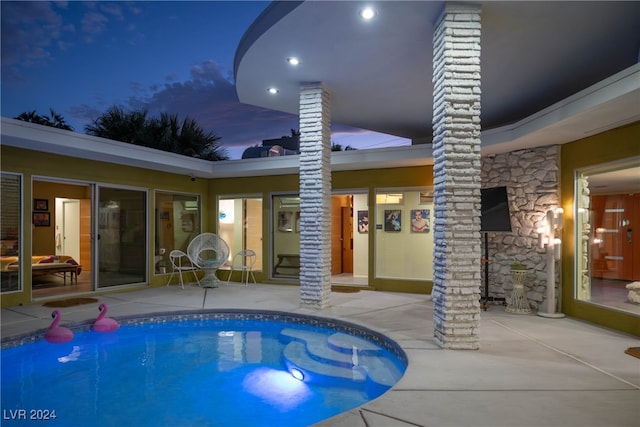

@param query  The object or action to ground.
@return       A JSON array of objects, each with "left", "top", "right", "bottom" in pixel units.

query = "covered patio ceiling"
[{"left": 235, "top": 1, "right": 640, "bottom": 151}]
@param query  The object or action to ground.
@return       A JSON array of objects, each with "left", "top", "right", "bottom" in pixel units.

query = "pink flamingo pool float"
[
  {"left": 44, "top": 310, "right": 74, "bottom": 343},
  {"left": 93, "top": 303, "right": 119, "bottom": 332}
]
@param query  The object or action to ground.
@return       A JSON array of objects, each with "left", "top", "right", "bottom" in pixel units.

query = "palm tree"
[
  {"left": 331, "top": 143, "right": 357, "bottom": 151},
  {"left": 14, "top": 109, "right": 73, "bottom": 131},
  {"left": 86, "top": 106, "right": 228, "bottom": 160},
  {"left": 47, "top": 110, "right": 73, "bottom": 130},
  {"left": 85, "top": 106, "right": 148, "bottom": 144}
]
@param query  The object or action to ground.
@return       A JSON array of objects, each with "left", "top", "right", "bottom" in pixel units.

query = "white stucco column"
[
  {"left": 298, "top": 82, "right": 332, "bottom": 309},
  {"left": 432, "top": 4, "right": 483, "bottom": 349}
]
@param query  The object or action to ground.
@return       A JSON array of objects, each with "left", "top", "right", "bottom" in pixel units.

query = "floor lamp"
[{"left": 537, "top": 208, "right": 566, "bottom": 318}]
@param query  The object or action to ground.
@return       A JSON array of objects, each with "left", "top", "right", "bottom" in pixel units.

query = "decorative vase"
[{"left": 506, "top": 269, "right": 531, "bottom": 314}]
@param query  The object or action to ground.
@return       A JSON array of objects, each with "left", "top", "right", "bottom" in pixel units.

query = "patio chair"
[
  {"left": 226, "top": 249, "right": 257, "bottom": 286},
  {"left": 166, "top": 249, "right": 201, "bottom": 289},
  {"left": 187, "top": 233, "right": 229, "bottom": 288}
]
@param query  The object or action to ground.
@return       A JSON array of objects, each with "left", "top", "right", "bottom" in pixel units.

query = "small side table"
[{"left": 506, "top": 269, "right": 531, "bottom": 314}]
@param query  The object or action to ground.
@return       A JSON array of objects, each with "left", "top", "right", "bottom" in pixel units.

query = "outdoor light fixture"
[
  {"left": 360, "top": 7, "right": 376, "bottom": 20},
  {"left": 267, "top": 87, "right": 279, "bottom": 94},
  {"left": 286, "top": 57, "right": 300, "bottom": 66},
  {"left": 537, "top": 208, "right": 565, "bottom": 319},
  {"left": 290, "top": 368, "right": 304, "bottom": 381}
]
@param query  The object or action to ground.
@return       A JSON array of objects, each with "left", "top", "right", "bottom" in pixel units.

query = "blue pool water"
[{"left": 1, "top": 311, "right": 406, "bottom": 427}]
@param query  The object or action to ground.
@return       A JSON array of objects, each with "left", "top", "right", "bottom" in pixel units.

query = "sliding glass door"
[
  {"left": 97, "top": 186, "right": 147, "bottom": 288},
  {"left": 575, "top": 158, "right": 640, "bottom": 315}
]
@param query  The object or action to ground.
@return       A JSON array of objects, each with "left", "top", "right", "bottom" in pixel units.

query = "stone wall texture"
[
  {"left": 480, "top": 145, "right": 561, "bottom": 310},
  {"left": 432, "top": 5, "right": 483, "bottom": 350},
  {"left": 576, "top": 175, "right": 592, "bottom": 300},
  {"left": 298, "top": 83, "right": 332, "bottom": 309}
]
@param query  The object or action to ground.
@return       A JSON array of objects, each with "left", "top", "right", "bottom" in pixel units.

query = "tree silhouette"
[
  {"left": 86, "top": 106, "right": 228, "bottom": 161},
  {"left": 331, "top": 143, "right": 357, "bottom": 152},
  {"left": 14, "top": 109, "right": 73, "bottom": 131}
]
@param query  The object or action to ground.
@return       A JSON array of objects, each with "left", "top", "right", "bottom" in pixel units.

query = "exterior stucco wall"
[{"left": 560, "top": 121, "right": 640, "bottom": 336}]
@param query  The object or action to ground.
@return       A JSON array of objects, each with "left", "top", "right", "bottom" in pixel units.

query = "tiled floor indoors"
[{"left": 1, "top": 283, "right": 639, "bottom": 427}]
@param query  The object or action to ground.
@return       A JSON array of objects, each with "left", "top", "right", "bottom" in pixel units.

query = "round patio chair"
[{"left": 187, "top": 233, "right": 229, "bottom": 288}]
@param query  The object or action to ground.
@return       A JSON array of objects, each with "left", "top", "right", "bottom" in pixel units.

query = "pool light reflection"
[
  {"left": 242, "top": 368, "right": 312, "bottom": 411},
  {"left": 57, "top": 346, "right": 82, "bottom": 363},
  {"left": 290, "top": 368, "right": 304, "bottom": 381}
]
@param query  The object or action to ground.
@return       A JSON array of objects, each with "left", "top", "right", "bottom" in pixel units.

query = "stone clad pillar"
[
  {"left": 432, "top": 4, "right": 483, "bottom": 349},
  {"left": 299, "top": 83, "right": 332, "bottom": 309}
]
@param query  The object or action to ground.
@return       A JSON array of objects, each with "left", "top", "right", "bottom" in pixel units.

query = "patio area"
[{"left": 1, "top": 283, "right": 639, "bottom": 426}]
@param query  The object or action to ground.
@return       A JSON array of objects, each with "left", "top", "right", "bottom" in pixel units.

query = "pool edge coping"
[{"left": 0, "top": 308, "right": 408, "bottom": 368}]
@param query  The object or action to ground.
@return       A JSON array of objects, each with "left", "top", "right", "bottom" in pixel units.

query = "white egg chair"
[{"left": 187, "top": 233, "right": 229, "bottom": 288}]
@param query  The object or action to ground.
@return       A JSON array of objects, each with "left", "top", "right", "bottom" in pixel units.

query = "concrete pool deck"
[{"left": 1, "top": 283, "right": 639, "bottom": 427}]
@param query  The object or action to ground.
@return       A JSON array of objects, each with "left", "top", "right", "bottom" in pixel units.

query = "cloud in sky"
[
  {"left": 1, "top": 1, "right": 408, "bottom": 159},
  {"left": 125, "top": 59, "right": 300, "bottom": 157},
  {"left": 1, "top": 2, "right": 64, "bottom": 78}
]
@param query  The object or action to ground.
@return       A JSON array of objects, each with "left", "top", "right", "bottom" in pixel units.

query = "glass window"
[
  {"left": 98, "top": 186, "right": 147, "bottom": 287},
  {"left": 1, "top": 173, "right": 22, "bottom": 292},
  {"left": 575, "top": 158, "right": 640, "bottom": 315},
  {"left": 218, "top": 195, "right": 263, "bottom": 271},
  {"left": 154, "top": 192, "right": 201, "bottom": 274},
  {"left": 375, "top": 188, "right": 434, "bottom": 280},
  {"left": 272, "top": 194, "right": 299, "bottom": 278}
]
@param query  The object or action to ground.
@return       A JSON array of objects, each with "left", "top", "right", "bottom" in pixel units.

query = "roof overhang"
[
  {"left": 481, "top": 63, "right": 640, "bottom": 155},
  {"left": 2, "top": 63, "right": 638, "bottom": 178},
  {"left": 0, "top": 117, "right": 433, "bottom": 178}
]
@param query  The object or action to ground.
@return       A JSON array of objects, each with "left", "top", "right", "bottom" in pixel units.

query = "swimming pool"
[{"left": 1, "top": 310, "right": 406, "bottom": 426}]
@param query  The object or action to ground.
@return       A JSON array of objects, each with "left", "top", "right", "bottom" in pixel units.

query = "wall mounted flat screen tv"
[{"left": 480, "top": 186, "right": 512, "bottom": 232}]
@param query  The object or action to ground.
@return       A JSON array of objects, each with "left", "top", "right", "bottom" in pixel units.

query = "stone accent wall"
[
  {"left": 576, "top": 175, "right": 591, "bottom": 300},
  {"left": 432, "top": 5, "right": 482, "bottom": 350},
  {"left": 298, "top": 83, "right": 332, "bottom": 309},
  {"left": 480, "top": 145, "right": 561, "bottom": 310}
]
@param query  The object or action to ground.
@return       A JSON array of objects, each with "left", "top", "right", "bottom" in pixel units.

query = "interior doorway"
[
  {"left": 60, "top": 199, "right": 80, "bottom": 261},
  {"left": 32, "top": 180, "right": 93, "bottom": 299},
  {"left": 331, "top": 193, "right": 368, "bottom": 286}
]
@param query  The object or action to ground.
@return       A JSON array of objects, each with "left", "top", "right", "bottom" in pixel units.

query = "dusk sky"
[{"left": 1, "top": 1, "right": 409, "bottom": 159}]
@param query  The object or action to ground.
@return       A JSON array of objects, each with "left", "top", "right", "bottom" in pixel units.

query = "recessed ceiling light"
[
  {"left": 360, "top": 7, "right": 376, "bottom": 20},
  {"left": 287, "top": 57, "right": 300, "bottom": 66},
  {"left": 267, "top": 87, "right": 279, "bottom": 94}
]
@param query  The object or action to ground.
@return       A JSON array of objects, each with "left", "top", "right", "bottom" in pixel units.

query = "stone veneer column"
[
  {"left": 299, "top": 83, "right": 332, "bottom": 309},
  {"left": 432, "top": 4, "right": 482, "bottom": 349}
]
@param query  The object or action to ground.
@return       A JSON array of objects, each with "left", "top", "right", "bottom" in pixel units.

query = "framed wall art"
[
  {"left": 278, "top": 211, "right": 293, "bottom": 232},
  {"left": 33, "top": 212, "right": 50, "bottom": 227},
  {"left": 384, "top": 210, "right": 402, "bottom": 232},
  {"left": 411, "top": 209, "right": 430, "bottom": 233},
  {"left": 34, "top": 198, "right": 48, "bottom": 211},
  {"left": 357, "top": 210, "right": 369, "bottom": 233},
  {"left": 181, "top": 213, "right": 194, "bottom": 232}
]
